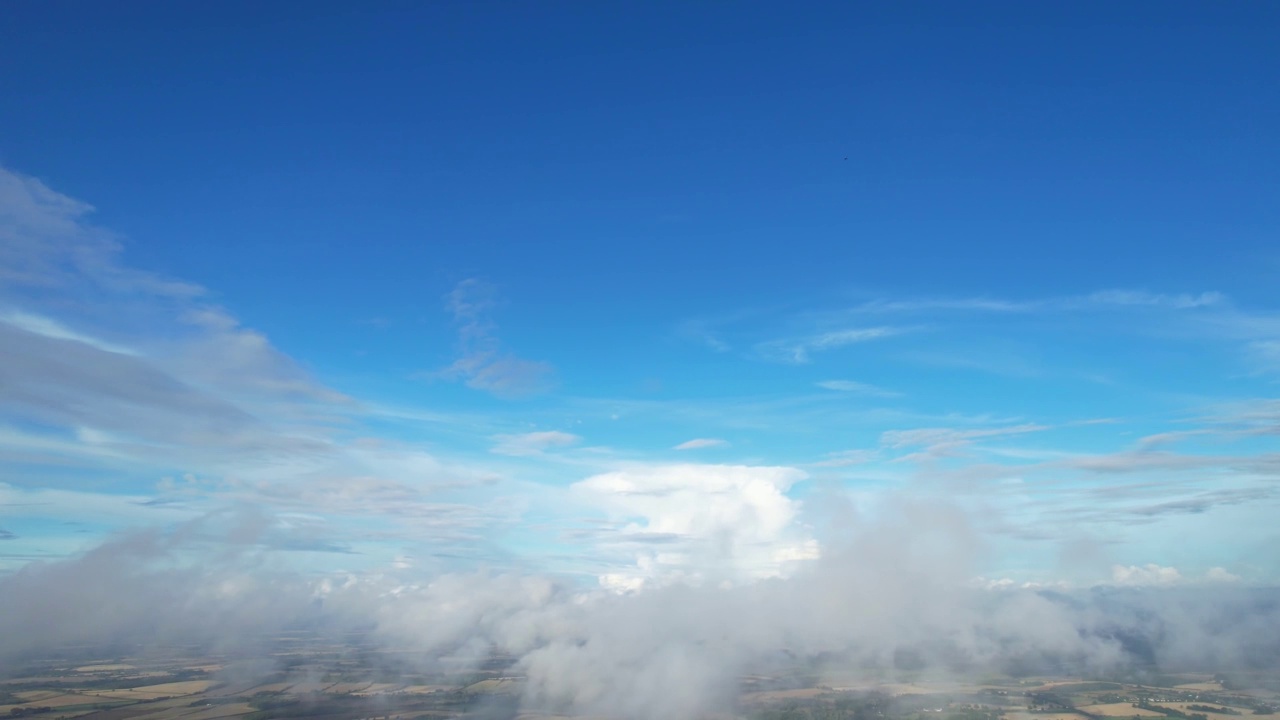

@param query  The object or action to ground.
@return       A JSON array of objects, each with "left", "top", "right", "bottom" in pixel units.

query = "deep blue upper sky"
[
  {"left": 5, "top": 2, "right": 1277, "bottom": 315},
  {"left": 1, "top": 2, "right": 1278, "bottom": 586}
]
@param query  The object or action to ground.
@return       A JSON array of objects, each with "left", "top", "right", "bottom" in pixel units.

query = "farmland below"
[{"left": 3, "top": 635, "right": 1279, "bottom": 720}]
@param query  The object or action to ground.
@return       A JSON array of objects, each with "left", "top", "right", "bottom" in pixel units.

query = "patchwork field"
[
  {"left": 1175, "top": 684, "right": 1225, "bottom": 693},
  {"left": 742, "top": 688, "right": 833, "bottom": 703},
  {"left": 1004, "top": 712, "right": 1083, "bottom": 720},
  {"left": 4, "top": 636, "right": 1279, "bottom": 720},
  {"left": 86, "top": 680, "right": 215, "bottom": 700},
  {"left": 1156, "top": 703, "right": 1280, "bottom": 720},
  {"left": 1079, "top": 703, "right": 1168, "bottom": 716}
]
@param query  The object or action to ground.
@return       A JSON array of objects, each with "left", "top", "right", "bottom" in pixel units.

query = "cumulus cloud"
[
  {"left": 673, "top": 437, "right": 729, "bottom": 450},
  {"left": 572, "top": 463, "right": 816, "bottom": 587},
  {"left": 1207, "top": 566, "right": 1242, "bottom": 583},
  {"left": 1112, "top": 563, "right": 1183, "bottom": 586}
]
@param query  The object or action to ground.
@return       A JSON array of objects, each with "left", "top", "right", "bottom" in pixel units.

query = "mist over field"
[{"left": 3, "top": 502, "right": 1277, "bottom": 719}]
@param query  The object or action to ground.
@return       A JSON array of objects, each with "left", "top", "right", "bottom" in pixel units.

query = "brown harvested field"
[
  {"left": 400, "top": 684, "right": 452, "bottom": 694},
  {"left": 1174, "top": 683, "right": 1224, "bottom": 692},
  {"left": 1080, "top": 704, "right": 1166, "bottom": 717},
  {"left": 353, "top": 682, "right": 402, "bottom": 696},
  {"left": 183, "top": 702, "right": 254, "bottom": 720},
  {"left": 741, "top": 688, "right": 832, "bottom": 703},
  {"left": 104, "top": 699, "right": 209, "bottom": 720},
  {"left": 87, "top": 690, "right": 163, "bottom": 701},
  {"left": 136, "top": 680, "right": 214, "bottom": 695},
  {"left": 325, "top": 681, "right": 373, "bottom": 693},
  {"left": 244, "top": 681, "right": 294, "bottom": 694},
  {"left": 820, "top": 682, "right": 961, "bottom": 696},
  {"left": 0, "top": 708, "right": 99, "bottom": 720},
  {"left": 16, "top": 690, "right": 65, "bottom": 702},
  {"left": 7, "top": 691, "right": 107, "bottom": 708},
  {"left": 72, "top": 703, "right": 173, "bottom": 720},
  {"left": 1005, "top": 713, "right": 1085, "bottom": 720},
  {"left": 464, "top": 677, "right": 523, "bottom": 694},
  {"left": 1157, "top": 703, "right": 1279, "bottom": 719},
  {"left": 88, "top": 680, "right": 214, "bottom": 700},
  {"left": 286, "top": 679, "right": 331, "bottom": 693}
]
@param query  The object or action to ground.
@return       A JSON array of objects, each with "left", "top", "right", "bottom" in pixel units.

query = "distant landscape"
[{"left": 4, "top": 635, "right": 1280, "bottom": 720}]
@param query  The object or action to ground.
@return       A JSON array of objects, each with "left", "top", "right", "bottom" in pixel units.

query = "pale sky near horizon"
[{"left": 1, "top": 2, "right": 1278, "bottom": 590}]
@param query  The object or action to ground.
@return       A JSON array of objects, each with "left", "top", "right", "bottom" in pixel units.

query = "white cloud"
[
  {"left": 815, "top": 379, "right": 900, "bottom": 397},
  {"left": 881, "top": 423, "right": 1047, "bottom": 451},
  {"left": 438, "top": 279, "right": 555, "bottom": 398},
  {"left": 0, "top": 168, "right": 203, "bottom": 297},
  {"left": 1081, "top": 290, "right": 1224, "bottom": 310},
  {"left": 850, "top": 290, "right": 1224, "bottom": 315},
  {"left": 1, "top": 310, "right": 137, "bottom": 355},
  {"left": 757, "top": 326, "right": 901, "bottom": 364},
  {"left": 0, "top": 166, "right": 531, "bottom": 564},
  {"left": 811, "top": 327, "right": 897, "bottom": 349},
  {"left": 1248, "top": 340, "right": 1280, "bottom": 372},
  {"left": 673, "top": 438, "right": 729, "bottom": 451},
  {"left": 811, "top": 449, "right": 878, "bottom": 468},
  {"left": 1206, "top": 566, "right": 1241, "bottom": 583},
  {"left": 573, "top": 463, "right": 816, "bottom": 587},
  {"left": 491, "top": 431, "right": 582, "bottom": 457},
  {"left": 0, "top": 167, "right": 356, "bottom": 472},
  {"left": 1111, "top": 563, "right": 1183, "bottom": 586}
]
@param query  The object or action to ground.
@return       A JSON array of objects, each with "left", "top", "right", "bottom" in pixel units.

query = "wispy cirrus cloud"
[
  {"left": 847, "top": 290, "right": 1225, "bottom": 315},
  {"left": 816, "top": 379, "right": 900, "bottom": 397},
  {"left": 881, "top": 423, "right": 1048, "bottom": 451},
  {"left": 0, "top": 309, "right": 138, "bottom": 355},
  {"left": 673, "top": 438, "right": 729, "bottom": 451},
  {"left": 0, "top": 169, "right": 203, "bottom": 298},
  {"left": 756, "top": 326, "right": 903, "bottom": 364},
  {"left": 491, "top": 430, "right": 582, "bottom": 457},
  {"left": 0, "top": 166, "right": 550, "bottom": 571},
  {"left": 438, "top": 279, "right": 555, "bottom": 398},
  {"left": 810, "top": 448, "right": 878, "bottom": 468},
  {"left": 0, "top": 168, "right": 357, "bottom": 469}
]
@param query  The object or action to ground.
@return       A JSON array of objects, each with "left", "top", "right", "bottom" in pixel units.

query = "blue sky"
[{"left": 1, "top": 2, "right": 1278, "bottom": 590}]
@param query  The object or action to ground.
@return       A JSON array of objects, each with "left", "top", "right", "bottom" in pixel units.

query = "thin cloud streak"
[{"left": 437, "top": 279, "right": 555, "bottom": 398}]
